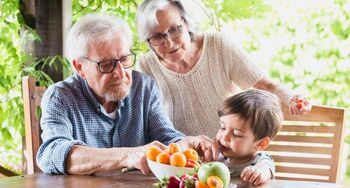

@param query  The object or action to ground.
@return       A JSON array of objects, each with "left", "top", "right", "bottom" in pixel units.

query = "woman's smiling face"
[{"left": 149, "top": 5, "right": 192, "bottom": 63}]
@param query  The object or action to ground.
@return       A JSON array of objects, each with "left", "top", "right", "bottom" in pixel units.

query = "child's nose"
[{"left": 223, "top": 133, "right": 231, "bottom": 142}]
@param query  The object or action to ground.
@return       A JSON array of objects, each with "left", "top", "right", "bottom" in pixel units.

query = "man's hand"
[
  {"left": 126, "top": 141, "right": 167, "bottom": 175},
  {"left": 177, "top": 135, "right": 220, "bottom": 162},
  {"left": 240, "top": 163, "right": 272, "bottom": 185},
  {"left": 289, "top": 94, "right": 312, "bottom": 115}
]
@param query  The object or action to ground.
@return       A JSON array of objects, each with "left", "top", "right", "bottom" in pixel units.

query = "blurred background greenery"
[{"left": 0, "top": 0, "right": 349, "bottom": 184}]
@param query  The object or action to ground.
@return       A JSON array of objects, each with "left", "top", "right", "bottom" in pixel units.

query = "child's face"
[{"left": 216, "top": 114, "right": 260, "bottom": 161}]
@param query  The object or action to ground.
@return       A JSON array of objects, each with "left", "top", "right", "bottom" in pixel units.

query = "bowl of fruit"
[
  {"left": 146, "top": 143, "right": 231, "bottom": 188},
  {"left": 154, "top": 162, "right": 231, "bottom": 188},
  {"left": 146, "top": 143, "right": 201, "bottom": 180}
]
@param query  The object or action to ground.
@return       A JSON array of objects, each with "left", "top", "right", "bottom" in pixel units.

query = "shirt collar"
[{"left": 75, "top": 73, "right": 125, "bottom": 113}]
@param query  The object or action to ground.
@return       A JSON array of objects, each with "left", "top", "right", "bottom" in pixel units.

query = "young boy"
[{"left": 216, "top": 89, "right": 283, "bottom": 185}]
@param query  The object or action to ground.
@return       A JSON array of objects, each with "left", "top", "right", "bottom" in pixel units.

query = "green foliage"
[
  {"left": 235, "top": 2, "right": 350, "bottom": 181},
  {"left": 331, "top": 20, "right": 350, "bottom": 40},
  {"left": 1, "top": 0, "right": 349, "bottom": 177},
  {"left": 234, "top": 0, "right": 350, "bottom": 145},
  {"left": 220, "top": 0, "right": 272, "bottom": 20},
  {"left": 71, "top": 0, "right": 272, "bottom": 52},
  {"left": 194, "top": 0, "right": 271, "bottom": 30},
  {"left": 0, "top": 0, "right": 67, "bottom": 172},
  {"left": 0, "top": 0, "right": 26, "bottom": 171},
  {"left": 72, "top": 0, "right": 147, "bottom": 53}
]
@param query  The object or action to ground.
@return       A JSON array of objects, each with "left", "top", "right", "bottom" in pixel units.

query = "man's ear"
[
  {"left": 72, "top": 59, "right": 86, "bottom": 79},
  {"left": 256, "top": 137, "right": 270, "bottom": 150}
]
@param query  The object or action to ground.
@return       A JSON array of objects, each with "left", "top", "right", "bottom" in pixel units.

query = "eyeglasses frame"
[
  {"left": 82, "top": 50, "right": 136, "bottom": 74},
  {"left": 147, "top": 19, "right": 185, "bottom": 46}
]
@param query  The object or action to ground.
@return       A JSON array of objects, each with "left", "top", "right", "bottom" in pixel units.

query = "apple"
[{"left": 198, "top": 162, "right": 230, "bottom": 188}]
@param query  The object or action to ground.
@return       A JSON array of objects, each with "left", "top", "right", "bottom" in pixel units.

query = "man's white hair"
[{"left": 66, "top": 13, "right": 133, "bottom": 62}]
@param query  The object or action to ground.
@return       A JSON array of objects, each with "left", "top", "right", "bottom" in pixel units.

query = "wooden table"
[{"left": 0, "top": 171, "right": 343, "bottom": 188}]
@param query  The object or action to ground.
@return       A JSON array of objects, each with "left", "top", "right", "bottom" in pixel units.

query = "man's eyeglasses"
[
  {"left": 147, "top": 20, "right": 184, "bottom": 46},
  {"left": 82, "top": 50, "right": 136, "bottom": 74}
]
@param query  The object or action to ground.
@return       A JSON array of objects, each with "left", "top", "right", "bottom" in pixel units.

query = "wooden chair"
[
  {"left": 265, "top": 105, "right": 346, "bottom": 183},
  {"left": 22, "top": 76, "right": 46, "bottom": 174}
]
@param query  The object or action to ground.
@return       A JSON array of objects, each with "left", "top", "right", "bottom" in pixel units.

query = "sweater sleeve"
[
  {"left": 253, "top": 152, "right": 275, "bottom": 178},
  {"left": 219, "top": 32, "right": 264, "bottom": 89}
]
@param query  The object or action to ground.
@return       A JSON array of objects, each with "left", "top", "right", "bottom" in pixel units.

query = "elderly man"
[{"left": 37, "top": 13, "right": 217, "bottom": 175}]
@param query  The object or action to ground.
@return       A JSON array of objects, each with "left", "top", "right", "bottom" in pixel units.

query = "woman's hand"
[
  {"left": 254, "top": 77, "right": 312, "bottom": 116},
  {"left": 288, "top": 94, "right": 312, "bottom": 115}
]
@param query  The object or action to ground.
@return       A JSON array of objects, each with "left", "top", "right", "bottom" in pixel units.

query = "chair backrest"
[
  {"left": 22, "top": 76, "right": 46, "bottom": 174},
  {"left": 265, "top": 105, "right": 346, "bottom": 183}
]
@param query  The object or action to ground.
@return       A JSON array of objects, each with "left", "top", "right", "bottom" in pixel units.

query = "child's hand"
[
  {"left": 194, "top": 136, "right": 220, "bottom": 162},
  {"left": 177, "top": 135, "right": 220, "bottom": 162},
  {"left": 240, "top": 164, "right": 272, "bottom": 185}
]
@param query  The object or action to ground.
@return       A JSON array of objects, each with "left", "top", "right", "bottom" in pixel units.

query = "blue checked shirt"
[{"left": 36, "top": 72, "right": 184, "bottom": 174}]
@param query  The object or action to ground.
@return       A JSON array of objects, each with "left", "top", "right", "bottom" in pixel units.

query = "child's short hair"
[{"left": 218, "top": 89, "right": 283, "bottom": 140}]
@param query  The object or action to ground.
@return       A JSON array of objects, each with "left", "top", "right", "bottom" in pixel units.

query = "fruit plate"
[{"left": 147, "top": 159, "right": 196, "bottom": 180}]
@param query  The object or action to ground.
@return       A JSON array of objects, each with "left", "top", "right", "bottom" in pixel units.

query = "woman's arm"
[{"left": 254, "top": 77, "right": 312, "bottom": 115}]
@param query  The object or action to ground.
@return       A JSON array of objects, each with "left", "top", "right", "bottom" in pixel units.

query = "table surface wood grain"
[{"left": 0, "top": 171, "right": 343, "bottom": 188}]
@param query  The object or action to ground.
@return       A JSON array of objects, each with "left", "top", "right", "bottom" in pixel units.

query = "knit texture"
[{"left": 139, "top": 32, "right": 264, "bottom": 138}]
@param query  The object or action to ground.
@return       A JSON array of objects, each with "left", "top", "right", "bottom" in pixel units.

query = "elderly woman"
[{"left": 136, "top": 0, "right": 311, "bottom": 138}]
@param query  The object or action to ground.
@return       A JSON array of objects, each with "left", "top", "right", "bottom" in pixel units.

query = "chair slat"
[
  {"left": 269, "top": 105, "right": 346, "bottom": 183},
  {"left": 34, "top": 86, "right": 46, "bottom": 106},
  {"left": 22, "top": 76, "right": 45, "bottom": 175},
  {"left": 274, "top": 135, "right": 333, "bottom": 144},
  {"left": 280, "top": 125, "right": 335, "bottom": 134},
  {"left": 275, "top": 166, "right": 330, "bottom": 176},
  {"left": 271, "top": 155, "right": 331, "bottom": 165},
  {"left": 283, "top": 105, "right": 344, "bottom": 123},
  {"left": 274, "top": 176, "right": 329, "bottom": 182},
  {"left": 267, "top": 145, "right": 332, "bottom": 155}
]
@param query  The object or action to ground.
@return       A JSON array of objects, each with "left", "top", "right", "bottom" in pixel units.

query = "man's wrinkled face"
[{"left": 76, "top": 34, "right": 133, "bottom": 104}]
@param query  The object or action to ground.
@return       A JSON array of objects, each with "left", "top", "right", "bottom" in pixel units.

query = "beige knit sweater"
[{"left": 139, "top": 32, "right": 263, "bottom": 138}]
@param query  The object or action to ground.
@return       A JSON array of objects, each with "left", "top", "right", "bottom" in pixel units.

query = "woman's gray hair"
[
  {"left": 136, "top": 0, "right": 198, "bottom": 42},
  {"left": 66, "top": 13, "right": 133, "bottom": 62}
]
